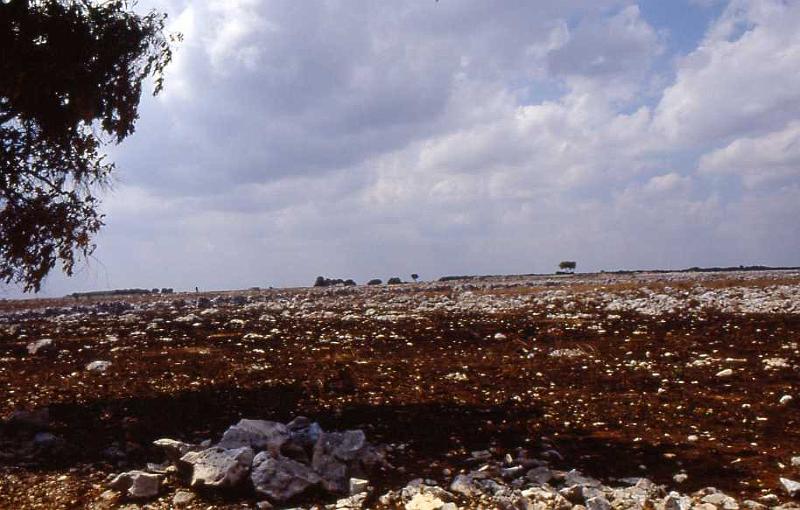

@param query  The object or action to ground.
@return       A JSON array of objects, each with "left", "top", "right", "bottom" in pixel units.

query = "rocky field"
[{"left": 0, "top": 270, "right": 799, "bottom": 510}]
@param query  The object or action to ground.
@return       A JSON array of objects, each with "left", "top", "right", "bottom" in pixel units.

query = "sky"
[{"left": 7, "top": 0, "right": 800, "bottom": 296}]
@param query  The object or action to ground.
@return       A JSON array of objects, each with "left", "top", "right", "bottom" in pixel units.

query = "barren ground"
[{"left": 0, "top": 270, "right": 798, "bottom": 509}]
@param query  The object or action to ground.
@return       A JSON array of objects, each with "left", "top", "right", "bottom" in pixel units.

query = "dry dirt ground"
[{"left": 0, "top": 271, "right": 798, "bottom": 509}]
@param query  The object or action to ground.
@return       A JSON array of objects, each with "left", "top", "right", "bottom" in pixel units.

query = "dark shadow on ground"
[{"left": 0, "top": 381, "right": 751, "bottom": 498}]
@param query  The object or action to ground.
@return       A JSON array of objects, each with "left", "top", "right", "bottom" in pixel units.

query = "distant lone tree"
[
  {"left": 411, "top": 273, "right": 419, "bottom": 282},
  {"left": 367, "top": 278, "right": 382, "bottom": 286},
  {"left": 558, "top": 261, "right": 577, "bottom": 273},
  {"left": 1, "top": 0, "right": 177, "bottom": 291},
  {"left": 387, "top": 277, "right": 403, "bottom": 285}
]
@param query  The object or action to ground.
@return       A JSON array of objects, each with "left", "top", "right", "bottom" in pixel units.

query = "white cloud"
[
  {"left": 14, "top": 0, "right": 800, "bottom": 297},
  {"left": 698, "top": 121, "right": 800, "bottom": 187},
  {"left": 653, "top": 0, "right": 800, "bottom": 146}
]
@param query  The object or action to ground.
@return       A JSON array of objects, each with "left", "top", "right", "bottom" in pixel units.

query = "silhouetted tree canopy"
[
  {"left": 558, "top": 260, "right": 577, "bottom": 272},
  {"left": 0, "top": 0, "right": 176, "bottom": 291}
]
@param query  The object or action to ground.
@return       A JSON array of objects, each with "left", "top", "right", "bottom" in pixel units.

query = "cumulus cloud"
[
  {"left": 13, "top": 0, "right": 800, "bottom": 296},
  {"left": 653, "top": 0, "right": 800, "bottom": 145},
  {"left": 699, "top": 121, "right": 800, "bottom": 187}
]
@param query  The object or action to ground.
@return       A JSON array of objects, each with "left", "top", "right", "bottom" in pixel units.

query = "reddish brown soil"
[{"left": 0, "top": 285, "right": 799, "bottom": 508}]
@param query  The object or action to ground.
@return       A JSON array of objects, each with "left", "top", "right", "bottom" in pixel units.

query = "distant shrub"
[
  {"left": 558, "top": 261, "right": 577, "bottom": 273},
  {"left": 438, "top": 275, "right": 476, "bottom": 282},
  {"left": 367, "top": 279, "right": 382, "bottom": 285},
  {"left": 387, "top": 277, "right": 403, "bottom": 285},
  {"left": 314, "top": 276, "right": 353, "bottom": 287}
]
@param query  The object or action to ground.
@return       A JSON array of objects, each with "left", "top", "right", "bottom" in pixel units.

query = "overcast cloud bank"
[{"left": 10, "top": 0, "right": 800, "bottom": 296}]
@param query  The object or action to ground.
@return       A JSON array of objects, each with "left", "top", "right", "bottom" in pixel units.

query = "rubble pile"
[
  {"left": 105, "top": 442, "right": 800, "bottom": 509},
  {"left": 377, "top": 463, "right": 800, "bottom": 510},
  {"left": 103, "top": 417, "right": 384, "bottom": 506}
]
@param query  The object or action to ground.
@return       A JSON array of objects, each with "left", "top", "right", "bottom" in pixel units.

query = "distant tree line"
[
  {"left": 314, "top": 276, "right": 356, "bottom": 288},
  {"left": 313, "top": 274, "right": 419, "bottom": 287},
  {"left": 69, "top": 287, "right": 173, "bottom": 299}
]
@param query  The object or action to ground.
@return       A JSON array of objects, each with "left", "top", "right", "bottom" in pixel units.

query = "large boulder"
[
  {"left": 180, "top": 446, "right": 254, "bottom": 488},
  {"left": 217, "top": 419, "right": 289, "bottom": 454},
  {"left": 282, "top": 416, "right": 323, "bottom": 462},
  {"left": 250, "top": 451, "right": 321, "bottom": 502},
  {"left": 312, "top": 430, "right": 367, "bottom": 494}
]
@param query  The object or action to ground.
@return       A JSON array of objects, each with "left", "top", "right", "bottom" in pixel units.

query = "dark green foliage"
[
  {"left": 0, "top": 0, "right": 176, "bottom": 291},
  {"left": 314, "top": 276, "right": 356, "bottom": 287},
  {"left": 558, "top": 260, "right": 577, "bottom": 272}
]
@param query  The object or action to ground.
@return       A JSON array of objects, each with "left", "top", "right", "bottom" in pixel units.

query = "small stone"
[
  {"left": 664, "top": 491, "right": 692, "bottom": 510},
  {"left": 108, "top": 471, "right": 161, "bottom": 499},
  {"left": 405, "top": 492, "right": 446, "bottom": 510},
  {"left": 564, "top": 469, "right": 601, "bottom": 487},
  {"left": 779, "top": 395, "right": 793, "bottom": 405},
  {"left": 99, "top": 490, "right": 117, "bottom": 502},
  {"left": 450, "top": 474, "right": 480, "bottom": 497},
  {"left": 470, "top": 450, "right": 492, "bottom": 460},
  {"left": 526, "top": 466, "right": 553, "bottom": 485},
  {"left": 86, "top": 360, "right": 112, "bottom": 373},
  {"left": 780, "top": 477, "right": 800, "bottom": 497},
  {"left": 336, "top": 493, "right": 368, "bottom": 509},
  {"left": 152, "top": 438, "right": 198, "bottom": 463},
  {"left": 792, "top": 456, "right": 800, "bottom": 467},
  {"left": 702, "top": 492, "right": 739, "bottom": 510},
  {"left": 501, "top": 465, "right": 525, "bottom": 479},
  {"left": 26, "top": 339, "right": 55, "bottom": 355},
  {"left": 172, "top": 491, "right": 195, "bottom": 507},
  {"left": 716, "top": 368, "right": 733, "bottom": 377},
  {"left": 559, "top": 485, "right": 583, "bottom": 504},
  {"left": 350, "top": 477, "right": 369, "bottom": 495},
  {"left": 586, "top": 496, "right": 612, "bottom": 510},
  {"left": 758, "top": 494, "right": 780, "bottom": 505},
  {"left": 694, "top": 504, "right": 718, "bottom": 510},
  {"left": 673, "top": 473, "right": 688, "bottom": 483}
]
